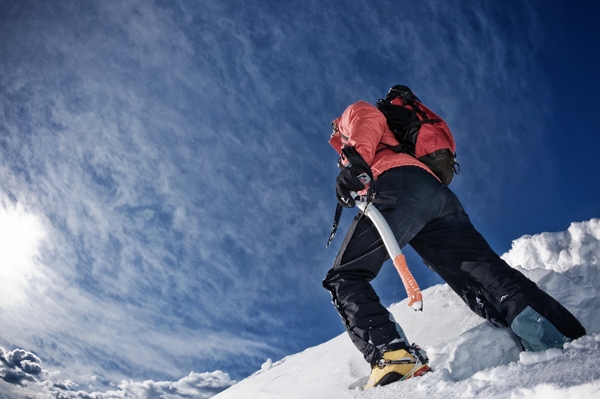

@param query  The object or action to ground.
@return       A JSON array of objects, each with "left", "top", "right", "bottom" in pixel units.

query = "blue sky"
[{"left": 1, "top": 0, "right": 599, "bottom": 397}]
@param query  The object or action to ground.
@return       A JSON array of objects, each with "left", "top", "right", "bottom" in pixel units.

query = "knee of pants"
[
  {"left": 322, "top": 268, "right": 342, "bottom": 293},
  {"left": 322, "top": 273, "right": 332, "bottom": 291}
]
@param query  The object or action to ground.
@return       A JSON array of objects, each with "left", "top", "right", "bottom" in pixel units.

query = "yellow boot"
[{"left": 364, "top": 346, "right": 430, "bottom": 389}]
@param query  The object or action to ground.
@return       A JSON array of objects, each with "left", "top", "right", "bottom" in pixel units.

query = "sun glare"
[{"left": 0, "top": 198, "right": 47, "bottom": 306}]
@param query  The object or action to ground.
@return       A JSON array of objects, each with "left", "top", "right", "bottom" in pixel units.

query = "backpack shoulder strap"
[
  {"left": 341, "top": 146, "right": 374, "bottom": 182},
  {"left": 376, "top": 142, "right": 404, "bottom": 154}
]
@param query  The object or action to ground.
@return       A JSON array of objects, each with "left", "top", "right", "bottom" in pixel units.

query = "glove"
[{"left": 335, "top": 166, "right": 365, "bottom": 208}]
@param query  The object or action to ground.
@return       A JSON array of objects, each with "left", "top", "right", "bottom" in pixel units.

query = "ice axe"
[{"left": 352, "top": 174, "right": 423, "bottom": 311}]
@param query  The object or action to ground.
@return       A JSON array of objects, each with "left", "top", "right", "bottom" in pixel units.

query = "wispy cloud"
[{"left": 2, "top": 0, "right": 331, "bottom": 386}]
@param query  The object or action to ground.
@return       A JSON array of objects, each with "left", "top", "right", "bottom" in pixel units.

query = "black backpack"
[{"left": 376, "top": 85, "right": 459, "bottom": 186}]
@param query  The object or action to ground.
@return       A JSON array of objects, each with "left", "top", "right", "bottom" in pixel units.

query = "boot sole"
[{"left": 375, "top": 364, "right": 432, "bottom": 387}]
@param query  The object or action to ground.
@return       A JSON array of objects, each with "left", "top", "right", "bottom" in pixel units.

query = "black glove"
[{"left": 335, "top": 166, "right": 365, "bottom": 208}]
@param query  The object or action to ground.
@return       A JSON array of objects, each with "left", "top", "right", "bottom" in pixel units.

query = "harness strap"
[
  {"left": 341, "top": 146, "right": 373, "bottom": 181},
  {"left": 326, "top": 203, "right": 344, "bottom": 248}
]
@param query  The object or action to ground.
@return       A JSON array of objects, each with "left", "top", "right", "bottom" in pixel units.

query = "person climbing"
[{"left": 323, "top": 85, "right": 586, "bottom": 389}]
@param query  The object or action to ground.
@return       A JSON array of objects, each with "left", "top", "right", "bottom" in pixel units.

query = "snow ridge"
[{"left": 214, "top": 219, "right": 600, "bottom": 399}]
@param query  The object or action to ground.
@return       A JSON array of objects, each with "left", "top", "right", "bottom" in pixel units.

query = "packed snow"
[{"left": 214, "top": 219, "right": 600, "bottom": 399}]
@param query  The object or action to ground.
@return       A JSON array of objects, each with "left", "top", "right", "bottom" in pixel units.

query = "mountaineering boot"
[{"left": 364, "top": 344, "right": 430, "bottom": 389}]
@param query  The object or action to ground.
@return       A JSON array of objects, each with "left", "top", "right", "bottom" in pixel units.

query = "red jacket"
[{"left": 329, "top": 101, "right": 439, "bottom": 181}]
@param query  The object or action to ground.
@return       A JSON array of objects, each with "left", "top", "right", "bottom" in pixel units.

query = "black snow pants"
[{"left": 323, "top": 166, "right": 586, "bottom": 365}]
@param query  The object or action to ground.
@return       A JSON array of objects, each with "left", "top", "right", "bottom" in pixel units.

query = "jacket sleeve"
[{"left": 336, "top": 101, "right": 388, "bottom": 166}]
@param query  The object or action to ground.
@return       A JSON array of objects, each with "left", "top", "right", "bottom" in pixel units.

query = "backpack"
[{"left": 376, "top": 85, "right": 459, "bottom": 186}]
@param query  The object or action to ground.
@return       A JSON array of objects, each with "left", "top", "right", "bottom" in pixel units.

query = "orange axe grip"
[{"left": 392, "top": 254, "right": 423, "bottom": 309}]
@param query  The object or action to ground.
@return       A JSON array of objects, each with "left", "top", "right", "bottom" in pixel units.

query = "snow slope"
[{"left": 214, "top": 219, "right": 600, "bottom": 399}]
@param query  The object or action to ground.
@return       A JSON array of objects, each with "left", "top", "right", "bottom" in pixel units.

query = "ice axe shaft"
[{"left": 352, "top": 176, "right": 423, "bottom": 311}]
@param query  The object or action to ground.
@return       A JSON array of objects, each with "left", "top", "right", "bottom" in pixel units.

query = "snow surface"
[{"left": 214, "top": 219, "right": 600, "bottom": 399}]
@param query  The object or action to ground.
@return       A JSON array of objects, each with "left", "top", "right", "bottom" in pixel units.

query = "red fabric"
[{"left": 329, "top": 101, "right": 439, "bottom": 181}]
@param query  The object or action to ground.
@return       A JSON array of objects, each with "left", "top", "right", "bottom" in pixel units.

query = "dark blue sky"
[
  {"left": 537, "top": 3, "right": 600, "bottom": 225},
  {"left": 1, "top": 0, "right": 599, "bottom": 398}
]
